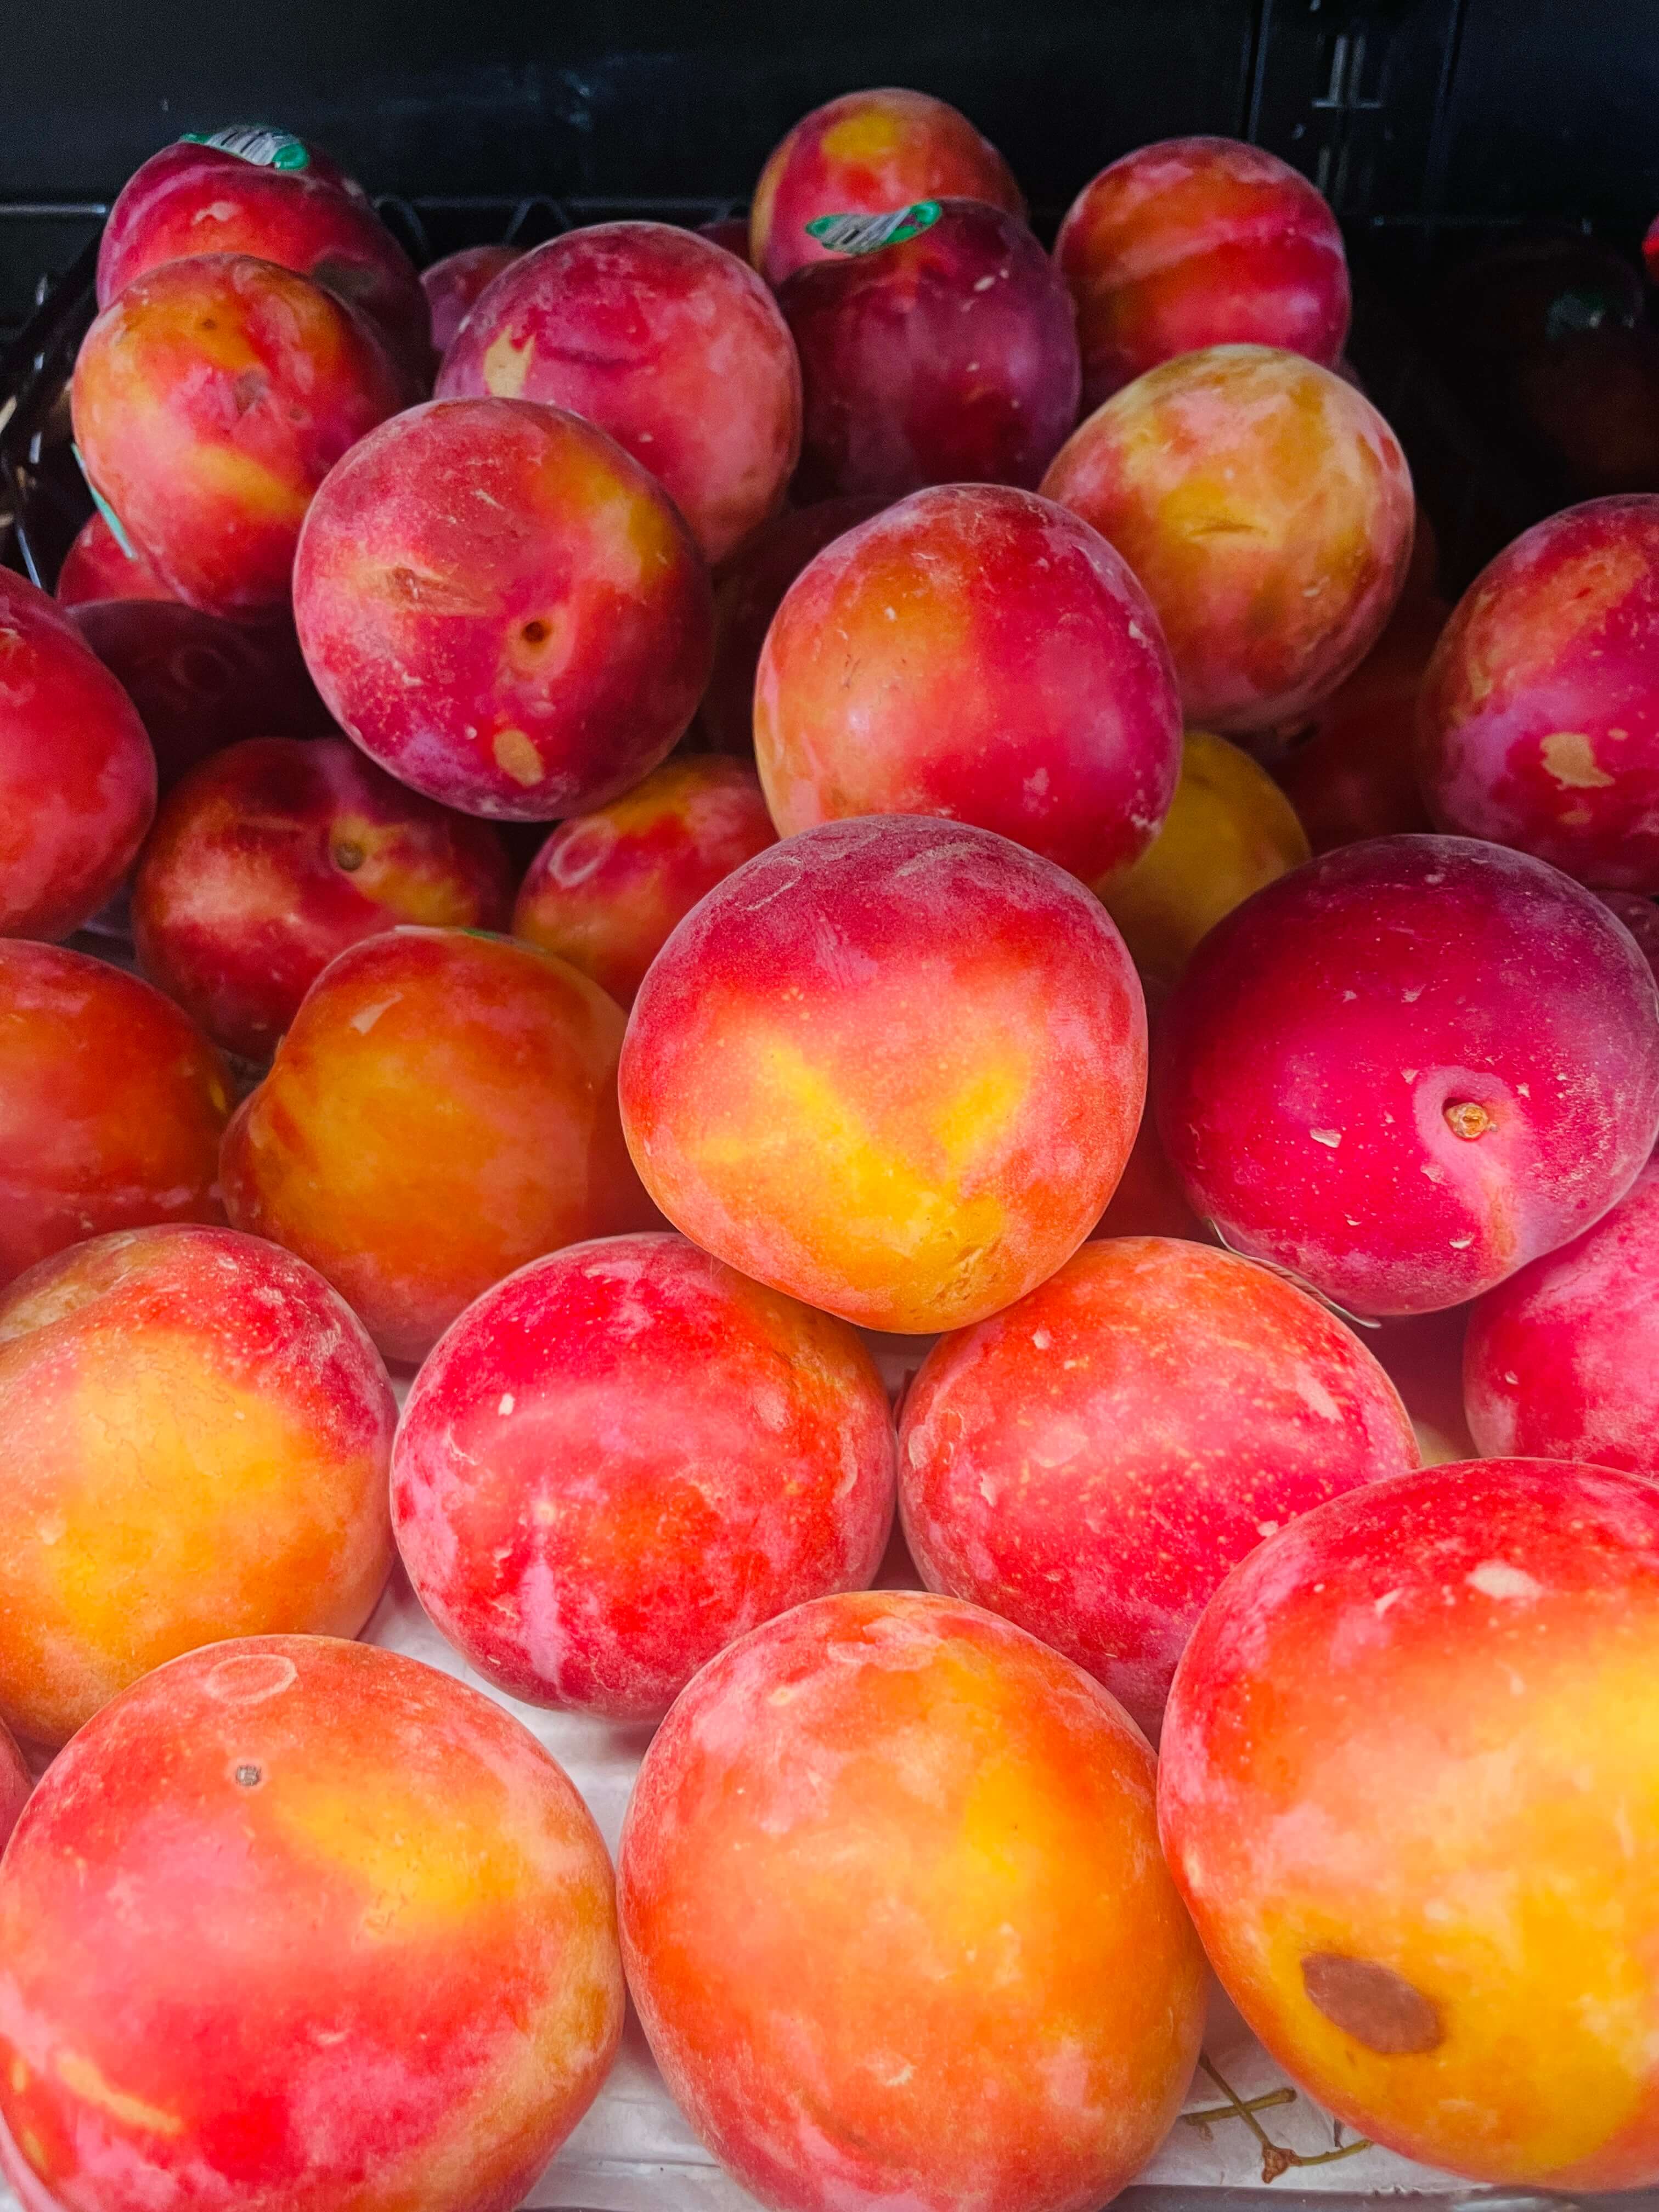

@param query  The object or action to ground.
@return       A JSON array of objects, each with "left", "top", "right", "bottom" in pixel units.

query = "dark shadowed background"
[{"left": 3, "top": 0, "right": 1658, "bottom": 331}]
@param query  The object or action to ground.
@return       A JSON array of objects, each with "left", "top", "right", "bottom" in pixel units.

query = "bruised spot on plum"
[
  {"left": 1444, "top": 1100, "right": 1493, "bottom": 1141},
  {"left": 232, "top": 370, "right": 268, "bottom": 417},
  {"left": 1301, "top": 1953, "right": 1443, "bottom": 2054}
]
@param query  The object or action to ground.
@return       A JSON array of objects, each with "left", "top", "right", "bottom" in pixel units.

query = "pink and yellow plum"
[
  {"left": 619, "top": 816, "right": 1146, "bottom": 1333},
  {"left": 780, "top": 200, "right": 1079, "bottom": 501},
  {"left": 620, "top": 1589, "right": 1205, "bottom": 2212},
  {"left": 749, "top": 88, "right": 1024, "bottom": 287},
  {"left": 393, "top": 1231, "right": 895, "bottom": 1719},
  {"left": 292, "top": 397, "right": 713, "bottom": 819},
  {"left": 1154, "top": 834, "right": 1659, "bottom": 1314},
  {"left": 1160, "top": 1457, "right": 1659, "bottom": 2190},
  {"left": 899, "top": 1235, "right": 1417, "bottom": 1737},
  {"left": 222, "top": 926, "right": 653, "bottom": 1363},
  {"left": 513, "top": 755, "right": 775, "bottom": 1007},
  {"left": 754, "top": 485, "right": 1179, "bottom": 882},
  {"left": 0, "top": 570, "right": 155, "bottom": 938},
  {"left": 1055, "top": 137, "right": 1349, "bottom": 409},
  {"left": 133, "top": 736, "right": 514, "bottom": 1058},
  {"left": 0, "top": 943, "right": 229, "bottom": 1290},
  {"left": 436, "top": 223, "right": 801, "bottom": 561},
  {"left": 0, "top": 1224, "right": 395, "bottom": 1747},
  {"left": 1042, "top": 345, "right": 1414, "bottom": 735},
  {"left": 1464, "top": 1153, "right": 1659, "bottom": 1475},
  {"left": 71, "top": 254, "right": 403, "bottom": 621},
  {"left": 0, "top": 1636, "right": 622, "bottom": 2212},
  {"left": 421, "top": 242, "right": 524, "bottom": 354},
  {"left": 698, "top": 495, "right": 885, "bottom": 754},
  {"left": 1096, "top": 727, "right": 1310, "bottom": 997},
  {"left": 1418, "top": 495, "right": 1659, "bottom": 891},
  {"left": 98, "top": 135, "right": 430, "bottom": 385}
]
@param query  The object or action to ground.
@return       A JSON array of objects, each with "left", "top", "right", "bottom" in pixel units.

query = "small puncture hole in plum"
[
  {"left": 234, "top": 1763, "right": 263, "bottom": 1788},
  {"left": 1443, "top": 1100, "right": 1493, "bottom": 1142},
  {"left": 521, "top": 619, "right": 551, "bottom": 646}
]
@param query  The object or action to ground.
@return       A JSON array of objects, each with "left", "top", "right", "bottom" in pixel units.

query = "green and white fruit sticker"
[
  {"left": 70, "top": 445, "right": 138, "bottom": 562},
  {"left": 181, "top": 125, "right": 310, "bottom": 171},
  {"left": 805, "top": 201, "right": 942, "bottom": 255}
]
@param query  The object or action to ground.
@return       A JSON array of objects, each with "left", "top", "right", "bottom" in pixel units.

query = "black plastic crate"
[{"left": 0, "top": 199, "right": 1551, "bottom": 612}]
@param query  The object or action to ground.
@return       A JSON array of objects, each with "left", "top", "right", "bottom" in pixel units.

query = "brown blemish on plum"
[
  {"left": 234, "top": 1762, "right": 262, "bottom": 1787},
  {"left": 332, "top": 840, "right": 365, "bottom": 873},
  {"left": 1301, "top": 1951, "right": 1443, "bottom": 2053},
  {"left": 1444, "top": 1100, "right": 1493, "bottom": 1141}
]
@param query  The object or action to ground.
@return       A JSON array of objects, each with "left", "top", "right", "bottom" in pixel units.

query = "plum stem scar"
[{"left": 1444, "top": 1100, "right": 1493, "bottom": 1141}]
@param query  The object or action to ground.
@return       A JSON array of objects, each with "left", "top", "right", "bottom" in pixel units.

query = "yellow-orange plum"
[
  {"left": 620, "top": 1591, "right": 1205, "bottom": 2212},
  {"left": 1042, "top": 345, "right": 1413, "bottom": 736},
  {"left": 619, "top": 817, "right": 1145, "bottom": 1333},
  {"left": 0, "top": 1224, "right": 394, "bottom": 1748},
  {"left": 222, "top": 928, "right": 653, "bottom": 1362}
]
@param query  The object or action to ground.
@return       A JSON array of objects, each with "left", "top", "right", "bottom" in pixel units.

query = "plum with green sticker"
[
  {"left": 98, "top": 134, "right": 431, "bottom": 387},
  {"left": 749, "top": 86, "right": 1023, "bottom": 286},
  {"left": 780, "top": 198, "right": 1080, "bottom": 501}
]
